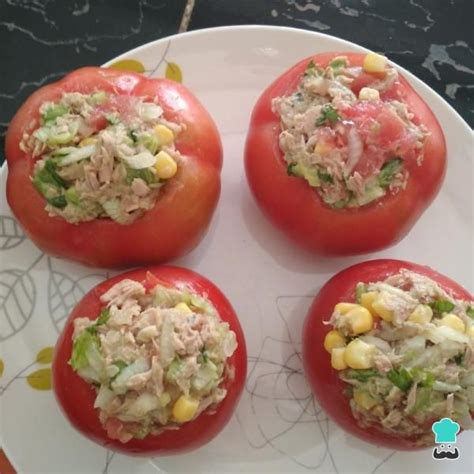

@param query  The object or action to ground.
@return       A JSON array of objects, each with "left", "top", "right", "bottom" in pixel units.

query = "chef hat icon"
[{"left": 432, "top": 418, "right": 460, "bottom": 443}]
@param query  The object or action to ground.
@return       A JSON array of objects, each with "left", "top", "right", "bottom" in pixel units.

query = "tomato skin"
[
  {"left": 302, "top": 259, "right": 472, "bottom": 450},
  {"left": 5, "top": 67, "right": 222, "bottom": 268},
  {"left": 245, "top": 52, "right": 447, "bottom": 256},
  {"left": 52, "top": 266, "right": 247, "bottom": 456}
]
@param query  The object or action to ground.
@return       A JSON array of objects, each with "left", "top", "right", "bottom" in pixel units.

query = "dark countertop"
[{"left": 1, "top": 0, "right": 472, "bottom": 168}]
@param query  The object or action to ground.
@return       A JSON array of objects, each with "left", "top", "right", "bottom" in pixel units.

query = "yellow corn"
[
  {"left": 439, "top": 314, "right": 465, "bottom": 333},
  {"left": 174, "top": 302, "right": 192, "bottom": 314},
  {"left": 335, "top": 302, "right": 359, "bottom": 315},
  {"left": 154, "top": 151, "right": 177, "bottom": 179},
  {"left": 172, "top": 395, "right": 199, "bottom": 423},
  {"left": 467, "top": 325, "right": 474, "bottom": 338},
  {"left": 353, "top": 390, "right": 377, "bottom": 410},
  {"left": 324, "top": 330, "right": 346, "bottom": 353},
  {"left": 344, "top": 339, "right": 375, "bottom": 369},
  {"left": 360, "top": 291, "right": 378, "bottom": 316},
  {"left": 314, "top": 142, "right": 331, "bottom": 155},
  {"left": 331, "top": 347, "right": 348, "bottom": 370},
  {"left": 372, "top": 294, "right": 393, "bottom": 322},
  {"left": 363, "top": 52, "right": 388, "bottom": 73},
  {"left": 346, "top": 306, "right": 374, "bottom": 334},
  {"left": 408, "top": 304, "right": 433, "bottom": 324},
  {"left": 358, "top": 87, "right": 380, "bottom": 101},
  {"left": 79, "top": 137, "right": 97, "bottom": 147},
  {"left": 154, "top": 124, "right": 174, "bottom": 146}
]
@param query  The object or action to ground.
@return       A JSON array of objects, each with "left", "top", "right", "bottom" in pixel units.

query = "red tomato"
[
  {"left": 302, "top": 259, "right": 472, "bottom": 450},
  {"left": 52, "top": 266, "right": 247, "bottom": 456},
  {"left": 5, "top": 67, "right": 222, "bottom": 268},
  {"left": 245, "top": 52, "right": 446, "bottom": 255}
]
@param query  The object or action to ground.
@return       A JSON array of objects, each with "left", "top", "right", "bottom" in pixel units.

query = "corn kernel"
[
  {"left": 174, "top": 302, "right": 192, "bottom": 314},
  {"left": 360, "top": 292, "right": 378, "bottom": 316},
  {"left": 79, "top": 137, "right": 97, "bottom": 147},
  {"left": 346, "top": 306, "right": 374, "bottom": 334},
  {"left": 314, "top": 142, "right": 331, "bottom": 155},
  {"left": 353, "top": 389, "right": 377, "bottom": 410},
  {"left": 363, "top": 52, "right": 388, "bottom": 73},
  {"left": 172, "top": 395, "right": 199, "bottom": 423},
  {"left": 324, "top": 330, "right": 346, "bottom": 353},
  {"left": 358, "top": 87, "right": 380, "bottom": 101},
  {"left": 439, "top": 314, "right": 465, "bottom": 333},
  {"left": 372, "top": 294, "right": 393, "bottom": 322},
  {"left": 334, "top": 302, "right": 359, "bottom": 315},
  {"left": 467, "top": 326, "right": 474, "bottom": 338},
  {"left": 154, "top": 124, "right": 174, "bottom": 146},
  {"left": 344, "top": 339, "right": 375, "bottom": 369},
  {"left": 154, "top": 151, "right": 177, "bottom": 179},
  {"left": 408, "top": 304, "right": 433, "bottom": 324},
  {"left": 331, "top": 347, "right": 348, "bottom": 370}
]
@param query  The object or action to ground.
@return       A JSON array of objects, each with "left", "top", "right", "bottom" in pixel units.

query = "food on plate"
[
  {"left": 245, "top": 52, "right": 446, "bottom": 255},
  {"left": 6, "top": 67, "right": 222, "bottom": 267},
  {"left": 302, "top": 259, "right": 473, "bottom": 449},
  {"left": 52, "top": 266, "right": 247, "bottom": 456}
]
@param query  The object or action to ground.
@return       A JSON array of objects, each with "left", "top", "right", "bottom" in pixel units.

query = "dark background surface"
[{"left": 0, "top": 0, "right": 473, "bottom": 167}]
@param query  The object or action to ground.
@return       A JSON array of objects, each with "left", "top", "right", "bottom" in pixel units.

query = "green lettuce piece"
[
  {"left": 345, "top": 369, "right": 379, "bottom": 382},
  {"left": 378, "top": 158, "right": 402, "bottom": 188},
  {"left": 165, "top": 357, "right": 185, "bottom": 383},
  {"left": 70, "top": 330, "right": 100, "bottom": 370},
  {"left": 42, "top": 103, "right": 69, "bottom": 123},
  {"left": 355, "top": 283, "right": 367, "bottom": 304},
  {"left": 47, "top": 195, "right": 67, "bottom": 208}
]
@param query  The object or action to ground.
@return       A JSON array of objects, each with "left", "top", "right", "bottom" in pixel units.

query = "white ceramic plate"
[{"left": 1, "top": 26, "right": 472, "bottom": 474}]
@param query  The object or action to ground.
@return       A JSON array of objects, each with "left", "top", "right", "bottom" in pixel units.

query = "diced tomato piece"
[{"left": 349, "top": 70, "right": 385, "bottom": 95}]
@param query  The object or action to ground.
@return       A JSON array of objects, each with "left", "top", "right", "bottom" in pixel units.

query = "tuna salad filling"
[
  {"left": 273, "top": 53, "right": 427, "bottom": 208},
  {"left": 70, "top": 278, "right": 237, "bottom": 443},
  {"left": 21, "top": 91, "right": 183, "bottom": 224},
  {"left": 324, "top": 270, "right": 473, "bottom": 446}
]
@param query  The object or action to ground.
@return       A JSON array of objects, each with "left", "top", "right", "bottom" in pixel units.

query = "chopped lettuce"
[
  {"left": 165, "top": 357, "right": 185, "bottom": 383},
  {"left": 47, "top": 195, "right": 67, "bottom": 208},
  {"left": 192, "top": 360, "right": 219, "bottom": 392},
  {"left": 378, "top": 158, "right": 402, "bottom": 188},
  {"left": 126, "top": 167, "right": 157, "bottom": 185},
  {"left": 89, "top": 91, "right": 108, "bottom": 105},
  {"left": 33, "top": 159, "right": 66, "bottom": 196},
  {"left": 70, "top": 330, "right": 100, "bottom": 370},
  {"left": 345, "top": 369, "right": 379, "bottom": 383},
  {"left": 65, "top": 186, "right": 80, "bottom": 206},
  {"left": 355, "top": 283, "right": 367, "bottom": 304},
  {"left": 42, "top": 103, "right": 69, "bottom": 123},
  {"left": 329, "top": 58, "right": 348, "bottom": 69}
]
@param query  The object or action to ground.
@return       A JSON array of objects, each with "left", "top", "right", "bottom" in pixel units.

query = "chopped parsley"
[
  {"left": 387, "top": 367, "right": 412, "bottom": 391},
  {"left": 429, "top": 300, "right": 455, "bottom": 314},
  {"left": 316, "top": 105, "right": 341, "bottom": 126}
]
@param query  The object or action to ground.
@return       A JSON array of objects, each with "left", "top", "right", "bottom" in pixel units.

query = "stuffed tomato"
[
  {"left": 52, "top": 266, "right": 247, "bottom": 456},
  {"left": 302, "top": 259, "right": 473, "bottom": 449},
  {"left": 6, "top": 67, "right": 222, "bottom": 267},
  {"left": 245, "top": 52, "right": 446, "bottom": 255}
]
